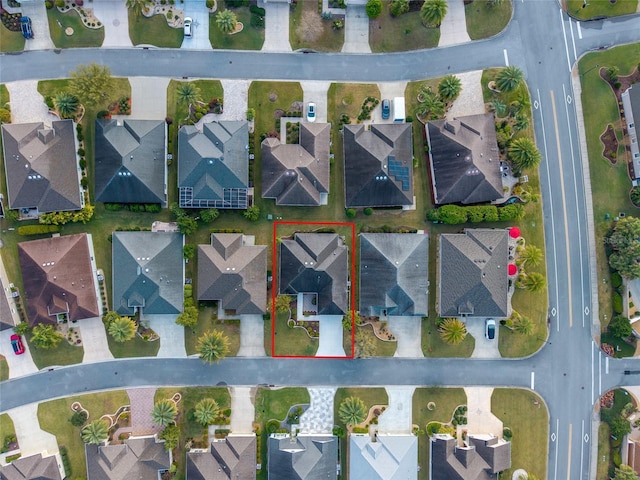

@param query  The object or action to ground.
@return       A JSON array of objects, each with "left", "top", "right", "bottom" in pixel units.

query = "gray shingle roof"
[
  {"left": 186, "top": 435, "right": 256, "bottom": 480},
  {"left": 267, "top": 434, "right": 338, "bottom": 480},
  {"left": 349, "top": 434, "right": 417, "bottom": 480},
  {"left": 261, "top": 123, "right": 330, "bottom": 206},
  {"left": 343, "top": 124, "right": 413, "bottom": 207},
  {"left": 197, "top": 234, "right": 267, "bottom": 315},
  {"left": 279, "top": 234, "right": 348, "bottom": 315},
  {"left": 359, "top": 233, "right": 429, "bottom": 317},
  {"left": 430, "top": 435, "right": 511, "bottom": 480},
  {"left": 0, "top": 452, "right": 62, "bottom": 480},
  {"left": 438, "top": 229, "right": 508, "bottom": 318},
  {"left": 85, "top": 436, "right": 170, "bottom": 480},
  {"left": 426, "top": 114, "right": 502, "bottom": 205},
  {"left": 1, "top": 120, "right": 82, "bottom": 213},
  {"left": 178, "top": 121, "right": 249, "bottom": 209},
  {"left": 112, "top": 232, "right": 184, "bottom": 315},
  {"left": 18, "top": 233, "right": 99, "bottom": 326},
  {"left": 94, "top": 120, "right": 166, "bottom": 205}
]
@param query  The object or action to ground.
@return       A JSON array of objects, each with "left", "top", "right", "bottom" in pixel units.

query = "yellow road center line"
[{"left": 550, "top": 90, "right": 573, "bottom": 328}]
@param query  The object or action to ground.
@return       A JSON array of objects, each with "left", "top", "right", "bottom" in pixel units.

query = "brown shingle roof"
[
  {"left": 18, "top": 233, "right": 99, "bottom": 326},
  {"left": 85, "top": 436, "right": 170, "bottom": 480},
  {"left": 186, "top": 435, "right": 257, "bottom": 480}
]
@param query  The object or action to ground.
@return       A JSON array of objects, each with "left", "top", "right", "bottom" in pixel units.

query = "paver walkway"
[
  {"left": 237, "top": 314, "right": 266, "bottom": 357},
  {"left": 389, "top": 316, "right": 423, "bottom": 358},
  {"left": 79, "top": 317, "right": 114, "bottom": 363},
  {"left": 299, "top": 387, "right": 336, "bottom": 434},
  {"left": 145, "top": 314, "right": 186, "bottom": 358},
  {"left": 464, "top": 387, "right": 503, "bottom": 437},
  {"left": 21, "top": 1, "right": 55, "bottom": 50},
  {"left": 6, "top": 404, "right": 59, "bottom": 457},
  {"left": 127, "top": 387, "right": 162, "bottom": 436},
  {"left": 342, "top": 4, "right": 371, "bottom": 53},
  {"left": 445, "top": 70, "right": 485, "bottom": 119},
  {"left": 5, "top": 81, "right": 57, "bottom": 124},
  {"left": 261, "top": 0, "right": 292, "bottom": 52},
  {"left": 229, "top": 387, "right": 255, "bottom": 433},
  {"left": 377, "top": 387, "right": 415, "bottom": 434},
  {"left": 438, "top": 0, "right": 471, "bottom": 47},
  {"left": 92, "top": 0, "right": 133, "bottom": 47},
  {"left": 127, "top": 77, "right": 171, "bottom": 120}
]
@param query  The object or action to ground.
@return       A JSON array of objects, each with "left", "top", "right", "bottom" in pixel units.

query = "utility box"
[{"left": 393, "top": 97, "right": 405, "bottom": 123}]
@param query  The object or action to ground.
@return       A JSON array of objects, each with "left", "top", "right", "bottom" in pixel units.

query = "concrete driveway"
[
  {"left": 377, "top": 387, "right": 415, "bottom": 434},
  {"left": 77, "top": 317, "right": 113, "bottom": 363},
  {"left": 342, "top": 4, "right": 370, "bottom": 53},
  {"left": 299, "top": 387, "right": 336, "bottom": 434},
  {"left": 464, "top": 387, "right": 503, "bottom": 437},
  {"left": 5, "top": 81, "right": 57, "bottom": 124},
  {"left": 91, "top": 0, "right": 132, "bottom": 47},
  {"left": 261, "top": 1, "right": 291, "bottom": 52},
  {"left": 128, "top": 77, "right": 170, "bottom": 120},
  {"left": 438, "top": 0, "right": 471, "bottom": 47},
  {"left": 237, "top": 314, "right": 266, "bottom": 357},
  {"left": 228, "top": 387, "right": 255, "bottom": 433},
  {"left": 301, "top": 81, "right": 329, "bottom": 123},
  {"left": 145, "top": 314, "right": 186, "bottom": 357},
  {"left": 0, "top": 329, "right": 38, "bottom": 378},
  {"left": 182, "top": 0, "right": 211, "bottom": 50},
  {"left": 6, "top": 404, "right": 59, "bottom": 457},
  {"left": 20, "top": 1, "right": 55, "bottom": 50},
  {"left": 388, "top": 316, "right": 423, "bottom": 358},
  {"left": 468, "top": 318, "right": 500, "bottom": 359},
  {"left": 375, "top": 82, "right": 407, "bottom": 123},
  {"left": 315, "top": 316, "right": 346, "bottom": 357}
]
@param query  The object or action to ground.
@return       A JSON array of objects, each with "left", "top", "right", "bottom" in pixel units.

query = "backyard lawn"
[
  {"left": 421, "top": 317, "right": 475, "bottom": 357},
  {"left": 38, "top": 391, "right": 130, "bottom": 479},
  {"left": 464, "top": 0, "right": 512, "bottom": 40},
  {"left": 0, "top": 23, "right": 25, "bottom": 52},
  {"left": 210, "top": 6, "right": 264, "bottom": 50},
  {"left": 289, "top": 0, "right": 344, "bottom": 52},
  {"left": 0, "top": 355, "right": 8, "bottom": 381},
  {"left": 129, "top": 11, "right": 184, "bottom": 47},
  {"left": 47, "top": 8, "right": 104, "bottom": 48},
  {"left": 491, "top": 388, "right": 548, "bottom": 479},
  {"left": 567, "top": 0, "right": 638, "bottom": 19},
  {"left": 185, "top": 304, "right": 240, "bottom": 356},
  {"left": 369, "top": 0, "right": 440, "bottom": 53}
]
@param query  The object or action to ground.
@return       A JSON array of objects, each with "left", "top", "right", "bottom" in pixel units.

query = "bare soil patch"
[{"left": 297, "top": 9, "right": 323, "bottom": 43}]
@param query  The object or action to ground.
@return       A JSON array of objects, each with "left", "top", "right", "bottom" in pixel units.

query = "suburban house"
[
  {"left": 267, "top": 434, "right": 338, "bottom": 480},
  {"left": 278, "top": 233, "right": 348, "bottom": 315},
  {"left": 1, "top": 120, "right": 82, "bottom": 215},
  {"left": 178, "top": 120, "right": 250, "bottom": 209},
  {"left": 94, "top": 119, "right": 167, "bottom": 206},
  {"left": 430, "top": 434, "right": 511, "bottom": 480},
  {"left": 261, "top": 122, "right": 331, "bottom": 206},
  {"left": 627, "top": 438, "right": 640, "bottom": 476},
  {"left": 186, "top": 435, "right": 256, "bottom": 480},
  {"left": 349, "top": 434, "right": 418, "bottom": 480},
  {"left": 622, "top": 83, "right": 640, "bottom": 184},
  {"left": 112, "top": 231, "right": 184, "bottom": 316},
  {"left": 425, "top": 114, "right": 503, "bottom": 205},
  {"left": 0, "top": 452, "right": 63, "bottom": 480},
  {"left": 438, "top": 229, "right": 509, "bottom": 318},
  {"left": 85, "top": 435, "right": 171, "bottom": 480},
  {"left": 359, "top": 233, "right": 429, "bottom": 317},
  {"left": 197, "top": 233, "right": 267, "bottom": 315},
  {"left": 343, "top": 124, "right": 414, "bottom": 208},
  {"left": 18, "top": 233, "right": 100, "bottom": 326}
]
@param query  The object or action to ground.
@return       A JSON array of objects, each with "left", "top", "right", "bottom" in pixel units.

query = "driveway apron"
[
  {"left": 0, "top": 329, "right": 38, "bottom": 378},
  {"left": 315, "top": 316, "right": 346, "bottom": 357},
  {"left": 342, "top": 4, "right": 370, "bottom": 53},
  {"left": 299, "top": 387, "right": 336, "bottom": 434},
  {"left": 438, "top": 0, "right": 471, "bottom": 47},
  {"left": 145, "top": 314, "right": 186, "bottom": 358},
  {"left": 5, "top": 81, "right": 57, "bottom": 124},
  {"left": 128, "top": 77, "right": 171, "bottom": 120},
  {"left": 237, "top": 314, "right": 266, "bottom": 357},
  {"left": 182, "top": 0, "right": 211, "bottom": 50},
  {"left": 388, "top": 316, "right": 423, "bottom": 358},
  {"left": 464, "top": 387, "right": 503, "bottom": 437},
  {"left": 261, "top": 1, "right": 292, "bottom": 52},
  {"left": 468, "top": 318, "right": 500, "bottom": 358},
  {"left": 20, "top": 1, "right": 55, "bottom": 50},
  {"left": 375, "top": 82, "right": 408, "bottom": 123},
  {"left": 377, "top": 387, "right": 415, "bottom": 434},
  {"left": 91, "top": 0, "right": 133, "bottom": 47},
  {"left": 78, "top": 317, "right": 114, "bottom": 363},
  {"left": 229, "top": 387, "right": 255, "bottom": 433},
  {"left": 6, "top": 404, "right": 59, "bottom": 457}
]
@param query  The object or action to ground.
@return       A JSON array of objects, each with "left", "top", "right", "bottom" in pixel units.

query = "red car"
[{"left": 10, "top": 334, "right": 25, "bottom": 355}]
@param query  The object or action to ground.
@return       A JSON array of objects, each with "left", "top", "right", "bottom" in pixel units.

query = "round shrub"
[
  {"left": 266, "top": 419, "right": 281, "bottom": 434},
  {"left": 611, "top": 271, "right": 623, "bottom": 289},
  {"left": 364, "top": 207, "right": 373, "bottom": 216},
  {"left": 45, "top": 0, "right": 53, "bottom": 8},
  {"left": 346, "top": 208, "right": 356, "bottom": 218},
  {"left": 55, "top": 0, "right": 65, "bottom": 7}
]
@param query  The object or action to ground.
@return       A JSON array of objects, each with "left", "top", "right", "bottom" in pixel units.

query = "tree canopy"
[
  {"left": 81, "top": 419, "right": 109, "bottom": 444},
  {"left": 420, "top": 0, "right": 448, "bottom": 27},
  {"left": 69, "top": 63, "right": 114, "bottom": 106},
  {"left": 31, "top": 324, "right": 63, "bottom": 349},
  {"left": 438, "top": 318, "right": 467, "bottom": 345},
  {"left": 338, "top": 396, "right": 367, "bottom": 425},
  {"left": 609, "top": 216, "right": 640, "bottom": 279},
  {"left": 366, "top": 0, "right": 383, "bottom": 18},
  {"left": 197, "top": 330, "right": 230, "bottom": 364}
]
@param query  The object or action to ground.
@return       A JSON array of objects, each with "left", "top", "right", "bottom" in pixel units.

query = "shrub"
[
  {"left": 503, "top": 427, "right": 513, "bottom": 440},
  {"left": 366, "top": 0, "right": 382, "bottom": 18},
  {"left": 346, "top": 208, "right": 356, "bottom": 218},
  {"left": 426, "top": 422, "right": 441, "bottom": 436},
  {"left": 613, "top": 291, "right": 624, "bottom": 314},
  {"left": 266, "top": 419, "right": 281, "bottom": 433},
  {"left": 611, "top": 271, "right": 623, "bottom": 289},
  {"left": 249, "top": 4, "right": 265, "bottom": 15},
  {"left": 0, "top": 108, "right": 11, "bottom": 124},
  {"left": 18, "top": 225, "right": 61, "bottom": 236},
  {"left": 97, "top": 110, "right": 110, "bottom": 119},
  {"left": 45, "top": 1, "right": 53, "bottom": 8},
  {"left": 206, "top": 0, "right": 215, "bottom": 7},
  {"left": 77, "top": 148, "right": 85, "bottom": 156},
  {"left": 69, "top": 410, "right": 88, "bottom": 427},
  {"left": 55, "top": 0, "right": 64, "bottom": 7},
  {"left": 364, "top": 207, "right": 373, "bottom": 216}
]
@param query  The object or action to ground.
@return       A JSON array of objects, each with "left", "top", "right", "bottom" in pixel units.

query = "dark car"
[
  {"left": 10, "top": 334, "right": 25, "bottom": 355},
  {"left": 381, "top": 99, "right": 390, "bottom": 120},
  {"left": 20, "top": 16, "right": 33, "bottom": 39}
]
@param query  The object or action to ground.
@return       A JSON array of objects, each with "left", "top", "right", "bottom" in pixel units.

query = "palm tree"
[
  {"left": 438, "top": 318, "right": 467, "bottom": 345},
  {"left": 193, "top": 398, "right": 220, "bottom": 426},
  {"left": 513, "top": 315, "right": 535, "bottom": 335},
  {"left": 107, "top": 315, "right": 137, "bottom": 343},
  {"left": 524, "top": 272, "right": 547, "bottom": 292},
  {"left": 415, "top": 89, "right": 445, "bottom": 120},
  {"left": 420, "top": 0, "right": 448, "bottom": 27},
  {"left": 509, "top": 137, "right": 542, "bottom": 170},
  {"left": 491, "top": 99, "right": 507, "bottom": 118},
  {"left": 176, "top": 82, "right": 202, "bottom": 108},
  {"left": 81, "top": 419, "right": 109, "bottom": 445},
  {"left": 513, "top": 115, "right": 530, "bottom": 133},
  {"left": 519, "top": 245, "right": 543, "bottom": 267},
  {"left": 31, "top": 324, "right": 63, "bottom": 349},
  {"left": 197, "top": 330, "right": 230, "bottom": 364},
  {"left": 495, "top": 66, "right": 524, "bottom": 92},
  {"left": 151, "top": 399, "right": 178, "bottom": 427},
  {"left": 126, "top": 0, "right": 151, "bottom": 16},
  {"left": 438, "top": 75, "right": 462, "bottom": 102},
  {"left": 53, "top": 92, "right": 79, "bottom": 119},
  {"left": 216, "top": 10, "right": 238, "bottom": 34},
  {"left": 338, "top": 396, "right": 367, "bottom": 426}
]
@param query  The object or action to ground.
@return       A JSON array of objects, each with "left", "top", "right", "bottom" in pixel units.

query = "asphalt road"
[{"left": 1, "top": 2, "right": 640, "bottom": 479}]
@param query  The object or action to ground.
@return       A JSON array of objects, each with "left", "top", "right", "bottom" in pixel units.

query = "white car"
[
  {"left": 184, "top": 17, "right": 192, "bottom": 37},
  {"left": 485, "top": 319, "right": 496, "bottom": 340},
  {"left": 307, "top": 102, "right": 316, "bottom": 123}
]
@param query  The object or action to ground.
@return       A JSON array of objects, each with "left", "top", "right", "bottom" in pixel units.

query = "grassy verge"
[
  {"left": 129, "top": 11, "right": 183, "bottom": 47},
  {"left": 210, "top": 6, "right": 264, "bottom": 50},
  {"left": 601, "top": 332, "right": 635, "bottom": 357},
  {"left": 421, "top": 317, "right": 475, "bottom": 357},
  {"left": 47, "top": 8, "right": 104, "bottom": 48},
  {"left": 0, "top": 355, "right": 8, "bottom": 381},
  {"left": 26, "top": 335, "right": 84, "bottom": 369},
  {"left": 0, "top": 413, "right": 15, "bottom": 446},
  {"left": 106, "top": 331, "right": 160, "bottom": 358},
  {"left": 578, "top": 44, "right": 640, "bottom": 334},
  {"left": 273, "top": 311, "right": 318, "bottom": 356},
  {"left": 38, "top": 390, "right": 130, "bottom": 478},
  {"left": 289, "top": 0, "right": 344, "bottom": 52},
  {"left": 0, "top": 23, "right": 25, "bottom": 52},
  {"left": 464, "top": 0, "right": 512, "bottom": 40},
  {"left": 567, "top": 0, "right": 638, "bottom": 19},
  {"left": 185, "top": 304, "right": 240, "bottom": 356},
  {"left": 491, "top": 388, "right": 548, "bottom": 479},
  {"left": 255, "top": 387, "right": 310, "bottom": 480},
  {"left": 369, "top": 1, "right": 440, "bottom": 53},
  {"left": 597, "top": 422, "right": 612, "bottom": 480},
  {"left": 413, "top": 387, "right": 467, "bottom": 480}
]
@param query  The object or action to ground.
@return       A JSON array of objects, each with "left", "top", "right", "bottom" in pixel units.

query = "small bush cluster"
[
  {"left": 613, "top": 290, "right": 623, "bottom": 315},
  {"left": 285, "top": 122, "right": 300, "bottom": 144},
  {"left": 329, "top": 0, "right": 346, "bottom": 7},
  {"left": 451, "top": 405, "right": 467, "bottom": 426},
  {"left": 266, "top": 419, "right": 281, "bottom": 433},
  {"left": 249, "top": 4, "right": 265, "bottom": 27},
  {"left": 358, "top": 96, "right": 379, "bottom": 122},
  {"left": 97, "top": 110, "right": 110, "bottom": 119},
  {"left": 60, "top": 446, "right": 72, "bottom": 477},
  {"left": 225, "top": 0, "right": 249, "bottom": 6},
  {"left": 427, "top": 203, "right": 524, "bottom": 225},
  {"left": 18, "top": 225, "right": 61, "bottom": 236}
]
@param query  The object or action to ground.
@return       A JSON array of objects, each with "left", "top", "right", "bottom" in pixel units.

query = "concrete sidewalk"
[
  {"left": 445, "top": 70, "right": 485, "bottom": 119},
  {"left": 0, "top": 329, "right": 38, "bottom": 378},
  {"left": 299, "top": 387, "right": 336, "bottom": 434},
  {"left": 464, "top": 387, "right": 503, "bottom": 437},
  {"left": 438, "top": 0, "right": 471, "bottom": 47},
  {"left": 389, "top": 316, "right": 423, "bottom": 358},
  {"left": 316, "top": 316, "right": 346, "bottom": 357},
  {"left": 182, "top": 0, "right": 211, "bottom": 50},
  {"left": 301, "top": 81, "right": 330, "bottom": 123}
]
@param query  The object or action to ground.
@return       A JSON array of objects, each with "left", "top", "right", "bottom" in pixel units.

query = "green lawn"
[
  {"left": 0, "top": 23, "right": 25, "bottom": 52},
  {"left": 289, "top": 0, "right": 344, "bottom": 52},
  {"left": 273, "top": 311, "right": 318, "bottom": 357},
  {"left": 568, "top": 0, "right": 638, "bottom": 19},
  {"left": 47, "top": 8, "right": 104, "bottom": 48},
  {"left": 598, "top": 422, "right": 612, "bottom": 480},
  {"left": 0, "top": 413, "right": 16, "bottom": 451},
  {"left": 185, "top": 304, "right": 241, "bottom": 356},
  {"left": 0, "top": 355, "right": 8, "bottom": 381},
  {"left": 167, "top": 79, "right": 224, "bottom": 127},
  {"left": 26, "top": 335, "right": 84, "bottom": 369},
  {"left": 578, "top": 44, "right": 640, "bottom": 333},
  {"left": 413, "top": 387, "right": 467, "bottom": 480},
  {"left": 491, "top": 388, "right": 548, "bottom": 479},
  {"left": 327, "top": 82, "right": 380, "bottom": 124},
  {"left": 421, "top": 317, "right": 475, "bottom": 357},
  {"left": 38, "top": 391, "right": 130, "bottom": 479},
  {"left": 464, "top": 0, "right": 512, "bottom": 40},
  {"left": 0, "top": 84, "right": 9, "bottom": 108},
  {"left": 344, "top": 324, "right": 397, "bottom": 357},
  {"left": 210, "top": 6, "right": 264, "bottom": 50},
  {"left": 129, "top": 11, "right": 184, "bottom": 47},
  {"left": 255, "top": 387, "right": 310, "bottom": 479},
  {"left": 106, "top": 330, "right": 160, "bottom": 358},
  {"left": 601, "top": 332, "right": 636, "bottom": 357},
  {"left": 369, "top": 1, "right": 440, "bottom": 53}
]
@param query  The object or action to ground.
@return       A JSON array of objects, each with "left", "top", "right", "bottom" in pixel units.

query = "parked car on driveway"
[
  {"left": 184, "top": 17, "right": 192, "bottom": 37},
  {"left": 20, "top": 17, "right": 33, "bottom": 39},
  {"left": 10, "top": 334, "right": 25, "bottom": 355},
  {"left": 485, "top": 319, "right": 496, "bottom": 340},
  {"left": 381, "top": 99, "right": 390, "bottom": 119},
  {"left": 306, "top": 102, "right": 316, "bottom": 122}
]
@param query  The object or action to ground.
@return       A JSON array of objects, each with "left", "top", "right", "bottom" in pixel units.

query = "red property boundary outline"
[{"left": 271, "top": 221, "right": 356, "bottom": 359}]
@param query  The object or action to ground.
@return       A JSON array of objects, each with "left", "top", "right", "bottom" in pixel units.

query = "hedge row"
[
  {"left": 18, "top": 225, "right": 61, "bottom": 236},
  {"left": 60, "top": 446, "right": 72, "bottom": 477},
  {"left": 427, "top": 203, "right": 525, "bottom": 225}
]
